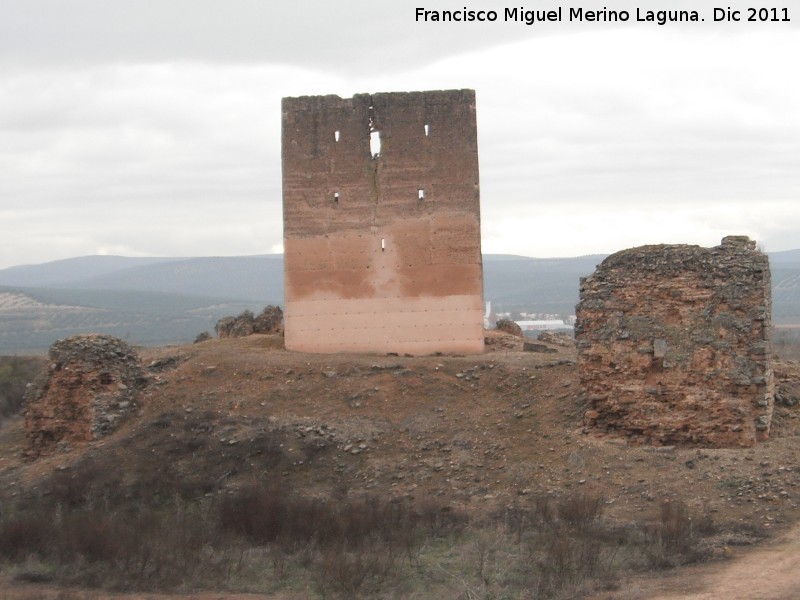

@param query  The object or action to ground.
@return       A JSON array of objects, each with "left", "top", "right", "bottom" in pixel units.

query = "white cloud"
[
  {"left": 397, "top": 29, "right": 800, "bottom": 255},
  {"left": 0, "top": 62, "right": 331, "bottom": 266}
]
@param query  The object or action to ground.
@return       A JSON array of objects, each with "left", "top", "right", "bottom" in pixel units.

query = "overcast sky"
[{"left": 1, "top": 0, "right": 798, "bottom": 269}]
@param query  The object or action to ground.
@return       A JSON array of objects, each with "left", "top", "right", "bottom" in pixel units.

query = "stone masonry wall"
[
  {"left": 25, "top": 334, "right": 145, "bottom": 456},
  {"left": 575, "top": 236, "right": 773, "bottom": 447},
  {"left": 282, "top": 90, "right": 484, "bottom": 355}
]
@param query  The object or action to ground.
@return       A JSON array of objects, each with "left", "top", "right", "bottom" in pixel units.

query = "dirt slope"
[
  {"left": 587, "top": 520, "right": 800, "bottom": 600},
  {"left": 2, "top": 333, "right": 800, "bottom": 598}
]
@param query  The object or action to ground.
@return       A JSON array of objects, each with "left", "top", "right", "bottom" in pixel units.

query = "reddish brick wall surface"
[
  {"left": 282, "top": 90, "right": 484, "bottom": 354},
  {"left": 575, "top": 236, "right": 773, "bottom": 447}
]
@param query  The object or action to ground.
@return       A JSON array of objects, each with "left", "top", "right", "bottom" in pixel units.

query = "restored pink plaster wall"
[{"left": 282, "top": 90, "right": 484, "bottom": 354}]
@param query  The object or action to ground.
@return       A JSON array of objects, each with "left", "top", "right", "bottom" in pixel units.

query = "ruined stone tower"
[
  {"left": 575, "top": 236, "right": 773, "bottom": 447},
  {"left": 25, "top": 334, "right": 144, "bottom": 456},
  {"left": 281, "top": 90, "right": 484, "bottom": 354}
]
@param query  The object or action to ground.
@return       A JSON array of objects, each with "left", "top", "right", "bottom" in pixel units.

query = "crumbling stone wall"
[
  {"left": 575, "top": 236, "right": 773, "bottom": 447},
  {"left": 25, "top": 334, "right": 145, "bottom": 456},
  {"left": 282, "top": 89, "right": 484, "bottom": 355},
  {"left": 215, "top": 305, "right": 284, "bottom": 338}
]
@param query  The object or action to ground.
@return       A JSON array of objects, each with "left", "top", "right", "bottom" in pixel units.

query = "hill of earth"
[
  {"left": 1, "top": 334, "right": 800, "bottom": 599},
  {"left": 2, "top": 250, "right": 800, "bottom": 354}
]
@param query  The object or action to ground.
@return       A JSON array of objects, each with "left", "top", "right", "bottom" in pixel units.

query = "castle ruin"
[
  {"left": 25, "top": 334, "right": 145, "bottom": 456},
  {"left": 282, "top": 90, "right": 484, "bottom": 354},
  {"left": 575, "top": 236, "right": 773, "bottom": 447}
]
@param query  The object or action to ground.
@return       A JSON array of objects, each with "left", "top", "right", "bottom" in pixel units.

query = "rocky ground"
[{"left": 1, "top": 331, "right": 800, "bottom": 598}]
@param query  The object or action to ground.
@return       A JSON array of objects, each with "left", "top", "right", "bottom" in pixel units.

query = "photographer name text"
[{"left": 415, "top": 6, "right": 791, "bottom": 26}]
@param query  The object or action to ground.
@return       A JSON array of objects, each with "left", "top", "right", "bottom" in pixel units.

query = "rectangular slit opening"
[
  {"left": 418, "top": 189, "right": 425, "bottom": 200},
  {"left": 334, "top": 130, "right": 340, "bottom": 142},
  {"left": 370, "top": 131, "right": 381, "bottom": 158},
  {"left": 381, "top": 238, "right": 385, "bottom": 252},
  {"left": 334, "top": 192, "right": 339, "bottom": 203},
  {"left": 424, "top": 124, "right": 430, "bottom": 136}
]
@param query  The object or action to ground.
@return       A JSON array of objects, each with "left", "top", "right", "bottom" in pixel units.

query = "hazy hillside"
[
  {"left": 0, "top": 255, "right": 284, "bottom": 303},
  {"left": 769, "top": 249, "right": 800, "bottom": 264},
  {"left": 1, "top": 250, "right": 800, "bottom": 354},
  {"left": 770, "top": 249, "right": 800, "bottom": 325},
  {"left": 482, "top": 254, "right": 604, "bottom": 313},
  {"left": 0, "top": 256, "right": 179, "bottom": 288},
  {"left": 0, "top": 287, "right": 262, "bottom": 354}
]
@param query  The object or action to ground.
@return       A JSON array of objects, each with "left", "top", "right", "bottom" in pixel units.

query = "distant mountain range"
[{"left": 1, "top": 250, "right": 800, "bottom": 354}]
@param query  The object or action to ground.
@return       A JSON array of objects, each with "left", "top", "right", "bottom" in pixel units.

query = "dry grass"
[{"left": 0, "top": 480, "right": 719, "bottom": 599}]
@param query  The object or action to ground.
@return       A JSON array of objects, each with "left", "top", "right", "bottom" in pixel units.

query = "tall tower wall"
[{"left": 282, "top": 90, "right": 484, "bottom": 354}]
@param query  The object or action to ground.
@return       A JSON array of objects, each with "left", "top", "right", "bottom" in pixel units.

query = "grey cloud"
[
  {"left": 1, "top": 0, "right": 508, "bottom": 70},
  {"left": 0, "top": 1, "right": 799, "bottom": 268},
  {"left": 4, "top": 1, "right": 777, "bottom": 72}
]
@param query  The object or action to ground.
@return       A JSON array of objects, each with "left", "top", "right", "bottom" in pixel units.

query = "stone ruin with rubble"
[
  {"left": 21, "top": 92, "right": 778, "bottom": 456},
  {"left": 281, "top": 89, "right": 484, "bottom": 355},
  {"left": 575, "top": 236, "right": 774, "bottom": 448},
  {"left": 24, "top": 334, "right": 146, "bottom": 456}
]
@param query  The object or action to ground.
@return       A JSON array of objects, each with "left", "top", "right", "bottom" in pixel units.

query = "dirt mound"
[
  {"left": 24, "top": 334, "right": 146, "bottom": 456},
  {"left": 484, "top": 328, "right": 526, "bottom": 351},
  {"left": 776, "top": 360, "right": 800, "bottom": 406},
  {"left": 4, "top": 335, "right": 800, "bottom": 599},
  {"left": 537, "top": 330, "right": 574, "bottom": 347}
]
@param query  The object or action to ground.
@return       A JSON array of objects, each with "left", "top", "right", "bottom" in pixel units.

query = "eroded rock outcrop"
[
  {"left": 575, "top": 236, "right": 773, "bottom": 447},
  {"left": 215, "top": 306, "right": 284, "bottom": 339},
  {"left": 24, "top": 334, "right": 146, "bottom": 456},
  {"left": 496, "top": 318, "right": 523, "bottom": 337}
]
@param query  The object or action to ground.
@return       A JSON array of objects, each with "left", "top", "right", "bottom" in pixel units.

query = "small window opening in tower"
[
  {"left": 334, "top": 130, "right": 340, "bottom": 142},
  {"left": 418, "top": 189, "right": 425, "bottom": 200},
  {"left": 381, "top": 238, "right": 385, "bottom": 252},
  {"left": 334, "top": 192, "right": 339, "bottom": 203},
  {"left": 424, "top": 124, "right": 430, "bottom": 136},
  {"left": 370, "top": 131, "right": 381, "bottom": 158}
]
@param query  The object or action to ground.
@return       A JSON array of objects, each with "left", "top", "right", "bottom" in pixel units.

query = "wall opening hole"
[
  {"left": 370, "top": 131, "right": 381, "bottom": 158},
  {"left": 381, "top": 238, "right": 385, "bottom": 252},
  {"left": 334, "top": 192, "right": 339, "bottom": 203},
  {"left": 334, "top": 130, "right": 340, "bottom": 142},
  {"left": 424, "top": 124, "right": 430, "bottom": 136},
  {"left": 418, "top": 188, "right": 425, "bottom": 200}
]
